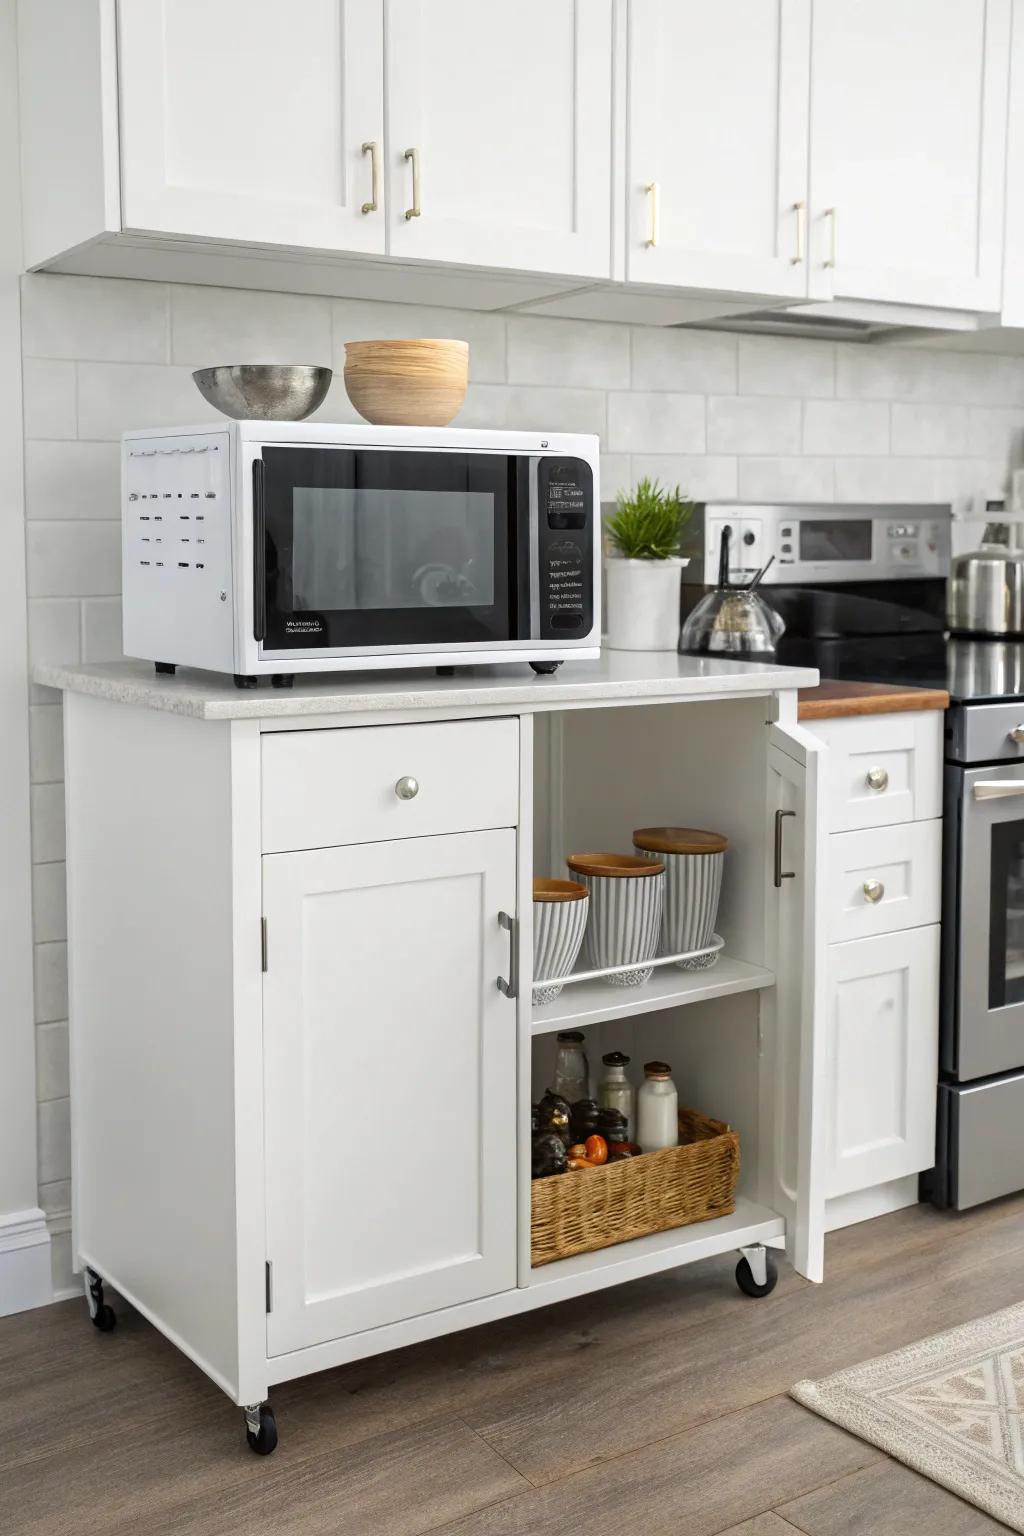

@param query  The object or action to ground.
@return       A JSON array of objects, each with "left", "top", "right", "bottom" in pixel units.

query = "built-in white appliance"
[{"left": 121, "top": 423, "right": 600, "bottom": 687}]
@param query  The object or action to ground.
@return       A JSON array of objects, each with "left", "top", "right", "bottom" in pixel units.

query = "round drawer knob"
[
  {"left": 863, "top": 879, "right": 885, "bottom": 904},
  {"left": 1009, "top": 725, "right": 1024, "bottom": 744},
  {"left": 865, "top": 766, "right": 889, "bottom": 792},
  {"left": 394, "top": 775, "right": 420, "bottom": 801}
]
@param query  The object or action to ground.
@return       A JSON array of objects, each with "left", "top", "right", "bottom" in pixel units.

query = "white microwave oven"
[{"left": 121, "top": 422, "right": 600, "bottom": 688}]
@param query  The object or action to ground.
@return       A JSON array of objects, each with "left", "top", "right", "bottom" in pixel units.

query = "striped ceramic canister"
[
  {"left": 532, "top": 880, "right": 589, "bottom": 1005},
  {"left": 566, "top": 853, "right": 665, "bottom": 988},
  {"left": 633, "top": 827, "right": 728, "bottom": 969}
]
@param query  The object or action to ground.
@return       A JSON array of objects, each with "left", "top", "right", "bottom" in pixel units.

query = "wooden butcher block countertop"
[{"left": 797, "top": 679, "right": 950, "bottom": 720}]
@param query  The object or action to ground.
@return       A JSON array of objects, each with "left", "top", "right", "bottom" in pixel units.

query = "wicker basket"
[{"left": 530, "top": 1107, "right": 739, "bottom": 1267}]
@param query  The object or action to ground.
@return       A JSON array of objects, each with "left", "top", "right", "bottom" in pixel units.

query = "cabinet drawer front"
[
  {"left": 262, "top": 718, "right": 519, "bottom": 852},
  {"left": 827, "top": 820, "right": 942, "bottom": 943},
  {"left": 814, "top": 711, "right": 942, "bottom": 832},
  {"left": 826, "top": 925, "right": 940, "bottom": 1200}
]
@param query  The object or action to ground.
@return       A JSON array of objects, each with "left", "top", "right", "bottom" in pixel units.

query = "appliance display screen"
[
  {"left": 290, "top": 487, "right": 496, "bottom": 611},
  {"left": 799, "top": 519, "right": 873, "bottom": 562}
]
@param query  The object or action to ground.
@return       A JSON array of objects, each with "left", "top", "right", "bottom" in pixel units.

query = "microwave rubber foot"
[
  {"left": 233, "top": 674, "right": 259, "bottom": 690},
  {"left": 154, "top": 662, "right": 176, "bottom": 675},
  {"left": 436, "top": 665, "right": 456, "bottom": 677},
  {"left": 271, "top": 674, "right": 295, "bottom": 689},
  {"left": 530, "top": 661, "right": 563, "bottom": 675}
]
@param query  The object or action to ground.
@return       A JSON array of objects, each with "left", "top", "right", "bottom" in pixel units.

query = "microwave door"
[{"left": 956, "top": 762, "right": 1024, "bottom": 1080}]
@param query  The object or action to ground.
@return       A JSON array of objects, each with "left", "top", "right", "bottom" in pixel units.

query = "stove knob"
[{"left": 1009, "top": 725, "right": 1024, "bottom": 744}]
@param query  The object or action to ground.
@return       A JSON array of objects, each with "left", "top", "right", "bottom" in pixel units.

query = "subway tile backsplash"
[{"left": 16, "top": 269, "right": 1024, "bottom": 1208}]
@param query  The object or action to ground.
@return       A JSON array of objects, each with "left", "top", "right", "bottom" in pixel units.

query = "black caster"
[
  {"left": 530, "top": 661, "right": 563, "bottom": 675},
  {"left": 435, "top": 665, "right": 456, "bottom": 677},
  {"left": 85, "top": 1268, "right": 117, "bottom": 1332},
  {"left": 154, "top": 662, "right": 176, "bottom": 676},
  {"left": 233, "top": 674, "right": 259, "bottom": 689},
  {"left": 271, "top": 674, "right": 295, "bottom": 689},
  {"left": 244, "top": 1402, "right": 278, "bottom": 1456},
  {"left": 735, "top": 1250, "right": 778, "bottom": 1299}
]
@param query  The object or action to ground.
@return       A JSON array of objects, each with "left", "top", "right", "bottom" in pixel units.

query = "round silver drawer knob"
[
  {"left": 865, "top": 766, "right": 889, "bottom": 792},
  {"left": 1009, "top": 725, "right": 1024, "bottom": 744},
  {"left": 863, "top": 879, "right": 885, "bottom": 904},
  {"left": 394, "top": 775, "right": 420, "bottom": 801}
]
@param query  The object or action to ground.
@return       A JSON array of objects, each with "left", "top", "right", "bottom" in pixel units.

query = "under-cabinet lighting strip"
[{"left": 533, "top": 933, "right": 725, "bottom": 990}]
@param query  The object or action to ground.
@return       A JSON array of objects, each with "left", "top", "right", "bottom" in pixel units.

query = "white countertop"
[{"left": 34, "top": 654, "right": 820, "bottom": 721}]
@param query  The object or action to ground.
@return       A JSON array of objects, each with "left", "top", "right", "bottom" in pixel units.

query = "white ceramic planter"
[
  {"left": 604, "top": 556, "right": 689, "bottom": 652},
  {"left": 532, "top": 880, "right": 589, "bottom": 1005},
  {"left": 567, "top": 854, "right": 665, "bottom": 988}
]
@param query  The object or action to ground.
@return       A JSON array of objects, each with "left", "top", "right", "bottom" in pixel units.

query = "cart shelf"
[{"left": 531, "top": 953, "right": 775, "bottom": 1033}]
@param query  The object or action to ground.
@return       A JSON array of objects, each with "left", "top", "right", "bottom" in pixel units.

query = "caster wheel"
[
  {"left": 85, "top": 1270, "right": 117, "bottom": 1330},
  {"left": 92, "top": 1303, "right": 117, "bottom": 1332},
  {"left": 735, "top": 1254, "right": 778, "bottom": 1299},
  {"left": 245, "top": 1404, "right": 278, "bottom": 1456},
  {"left": 530, "top": 661, "right": 563, "bottom": 675}
]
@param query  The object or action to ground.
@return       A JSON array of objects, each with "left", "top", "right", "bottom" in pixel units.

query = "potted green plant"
[{"left": 605, "top": 478, "right": 695, "bottom": 650}]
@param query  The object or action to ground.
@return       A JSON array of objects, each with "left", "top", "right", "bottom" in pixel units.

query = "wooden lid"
[
  {"left": 533, "top": 878, "right": 588, "bottom": 902},
  {"left": 633, "top": 826, "right": 728, "bottom": 855},
  {"left": 566, "top": 852, "right": 665, "bottom": 878}
]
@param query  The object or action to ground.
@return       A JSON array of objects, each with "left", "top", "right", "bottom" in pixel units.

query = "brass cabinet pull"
[
  {"left": 792, "top": 200, "right": 805, "bottom": 265},
  {"left": 644, "top": 181, "right": 660, "bottom": 247},
  {"left": 863, "top": 879, "right": 885, "bottom": 904},
  {"left": 361, "top": 141, "right": 380, "bottom": 214},
  {"left": 824, "top": 206, "right": 837, "bottom": 268},
  {"left": 404, "top": 147, "right": 422, "bottom": 220}
]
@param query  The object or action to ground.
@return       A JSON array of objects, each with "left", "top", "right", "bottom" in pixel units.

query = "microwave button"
[
  {"left": 551, "top": 612, "right": 584, "bottom": 630},
  {"left": 547, "top": 510, "right": 586, "bottom": 531}
]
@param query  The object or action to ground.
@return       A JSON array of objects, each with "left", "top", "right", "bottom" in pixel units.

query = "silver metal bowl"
[{"left": 191, "top": 364, "right": 332, "bottom": 421}]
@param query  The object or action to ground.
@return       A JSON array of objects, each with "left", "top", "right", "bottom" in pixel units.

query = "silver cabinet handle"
[
  {"left": 773, "top": 808, "right": 796, "bottom": 889},
  {"left": 792, "top": 200, "right": 805, "bottom": 265},
  {"left": 865, "top": 766, "right": 889, "bottom": 792},
  {"left": 361, "top": 140, "right": 380, "bottom": 214},
  {"left": 824, "top": 206, "right": 837, "bottom": 269},
  {"left": 497, "top": 910, "right": 518, "bottom": 998},
  {"left": 394, "top": 776, "right": 419, "bottom": 800},
  {"left": 863, "top": 879, "right": 885, "bottom": 904},
  {"left": 974, "top": 780, "right": 1024, "bottom": 801},
  {"left": 1009, "top": 725, "right": 1024, "bottom": 744},
  {"left": 644, "top": 180, "right": 660, "bottom": 247},
  {"left": 404, "top": 147, "right": 422, "bottom": 219}
]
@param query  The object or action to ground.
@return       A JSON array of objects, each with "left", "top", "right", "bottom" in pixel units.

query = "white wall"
[{"left": 18, "top": 270, "right": 1024, "bottom": 1298}]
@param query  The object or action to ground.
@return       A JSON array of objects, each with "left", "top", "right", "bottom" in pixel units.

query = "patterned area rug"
[{"left": 792, "top": 1303, "right": 1024, "bottom": 1532}]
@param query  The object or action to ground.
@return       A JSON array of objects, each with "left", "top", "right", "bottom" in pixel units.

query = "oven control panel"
[{"left": 685, "top": 503, "right": 952, "bottom": 584}]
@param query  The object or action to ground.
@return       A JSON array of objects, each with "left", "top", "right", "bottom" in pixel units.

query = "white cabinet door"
[
  {"left": 766, "top": 720, "right": 828, "bottom": 1283},
  {"left": 808, "top": 0, "right": 1011, "bottom": 310},
  {"left": 627, "top": 0, "right": 811, "bottom": 296},
  {"left": 386, "top": 0, "right": 613, "bottom": 276},
  {"left": 826, "top": 926, "right": 940, "bottom": 1199},
  {"left": 263, "top": 829, "right": 518, "bottom": 1355},
  {"left": 118, "top": 0, "right": 386, "bottom": 252}
]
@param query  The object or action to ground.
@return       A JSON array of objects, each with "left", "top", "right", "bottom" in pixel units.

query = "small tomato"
[{"left": 584, "top": 1134, "right": 609, "bottom": 1165}]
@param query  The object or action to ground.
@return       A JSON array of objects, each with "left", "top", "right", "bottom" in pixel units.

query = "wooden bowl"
[{"left": 343, "top": 338, "right": 469, "bottom": 426}]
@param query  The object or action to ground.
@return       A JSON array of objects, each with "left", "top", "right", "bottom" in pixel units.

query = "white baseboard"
[
  {"left": 825, "top": 1174, "right": 921, "bottom": 1233},
  {"left": 0, "top": 1207, "right": 53, "bottom": 1316}
]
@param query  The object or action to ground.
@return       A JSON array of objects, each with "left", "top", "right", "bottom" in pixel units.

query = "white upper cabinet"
[
  {"left": 385, "top": 0, "right": 613, "bottom": 277},
  {"left": 117, "top": 0, "right": 386, "bottom": 253},
  {"left": 808, "top": 0, "right": 1012, "bottom": 311},
  {"left": 626, "top": 0, "right": 812, "bottom": 298}
]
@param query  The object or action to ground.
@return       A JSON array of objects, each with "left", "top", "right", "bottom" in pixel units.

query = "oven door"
[{"left": 952, "top": 760, "right": 1024, "bottom": 1079}]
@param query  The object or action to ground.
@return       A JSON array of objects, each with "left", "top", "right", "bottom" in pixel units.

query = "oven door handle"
[
  {"left": 252, "top": 458, "right": 266, "bottom": 643},
  {"left": 973, "top": 781, "right": 1024, "bottom": 801}
]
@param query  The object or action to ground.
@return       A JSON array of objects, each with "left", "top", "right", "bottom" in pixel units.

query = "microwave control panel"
[{"left": 536, "top": 457, "right": 594, "bottom": 639}]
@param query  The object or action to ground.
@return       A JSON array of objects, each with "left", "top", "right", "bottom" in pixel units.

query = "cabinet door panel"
[
  {"left": 808, "top": 0, "right": 1010, "bottom": 309},
  {"left": 386, "top": 0, "right": 613, "bottom": 276},
  {"left": 263, "top": 830, "right": 517, "bottom": 1354},
  {"left": 627, "top": 0, "right": 811, "bottom": 296},
  {"left": 826, "top": 926, "right": 940, "bottom": 1199},
  {"left": 118, "top": 0, "right": 385, "bottom": 252}
]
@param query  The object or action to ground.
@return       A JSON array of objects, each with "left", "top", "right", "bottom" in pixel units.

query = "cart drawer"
[
  {"left": 812, "top": 711, "right": 942, "bottom": 832},
  {"left": 826, "top": 819, "right": 942, "bottom": 943},
  {"left": 262, "top": 718, "right": 519, "bottom": 852}
]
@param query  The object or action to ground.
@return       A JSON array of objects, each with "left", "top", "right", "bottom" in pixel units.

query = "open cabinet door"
[{"left": 764, "top": 721, "right": 827, "bottom": 1282}]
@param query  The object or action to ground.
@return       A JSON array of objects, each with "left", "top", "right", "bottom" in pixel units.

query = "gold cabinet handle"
[
  {"left": 863, "top": 879, "right": 885, "bottom": 904},
  {"left": 404, "top": 147, "right": 422, "bottom": 220},
  {"left": 361, "top": 141, "right": 380, "bottom": 214},
  {"left": 824, "top": 206, "right": 837, "bottom": 268},
  {"left": 792, "top": 200, "right": 805, "bottom": 265},
  {"left": 644, "top": 181, "right": 660, "bottom": 247}
]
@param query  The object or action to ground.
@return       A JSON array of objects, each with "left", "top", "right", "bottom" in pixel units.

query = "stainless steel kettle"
[{"left": 947, "top": 522, "right": 1024, "bottom": 636}]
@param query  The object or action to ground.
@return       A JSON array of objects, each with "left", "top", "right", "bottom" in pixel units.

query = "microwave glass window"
[
  {"left": 799, "top": 519, "right": 873, "bottom": 562},
  {"left": 291, "top": 487, "right": 496, "bottom": 612},
  {"left": 989, "top": 819, "right": 1024, "bottom": 1010}
]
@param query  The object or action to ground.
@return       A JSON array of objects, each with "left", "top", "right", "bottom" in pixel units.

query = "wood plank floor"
[{"left": 5, "top": 1194, "right": 1024, "bottom": 1536}]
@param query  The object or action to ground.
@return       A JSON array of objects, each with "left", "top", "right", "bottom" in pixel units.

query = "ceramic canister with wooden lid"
[
  {"left": 532, "top": 879, "right": 589, "bottom": 1005},
  {"left": 632, "top": 827, "right": 728, "bottom": 970},
  {"left": 565, "top": 853, "right": 665, "bottom": 988}
]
